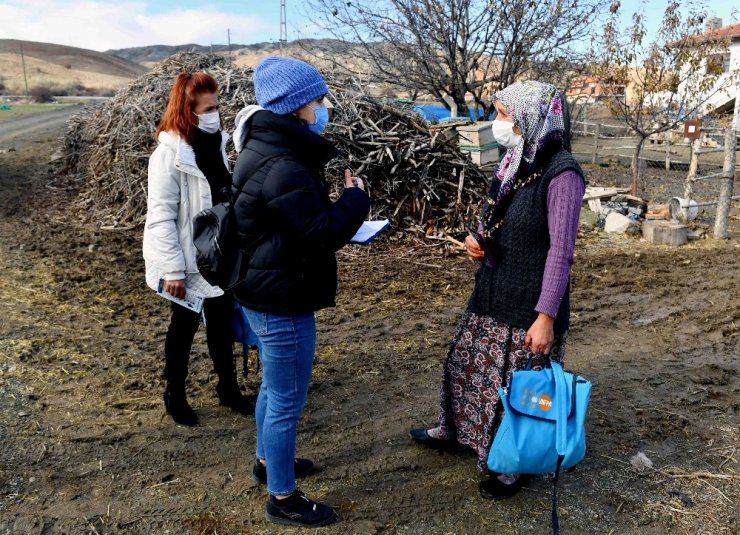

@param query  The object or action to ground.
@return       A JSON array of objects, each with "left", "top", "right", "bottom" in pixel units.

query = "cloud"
[{"left": 0, "top": 1, "right": 277, "bottom": 51}]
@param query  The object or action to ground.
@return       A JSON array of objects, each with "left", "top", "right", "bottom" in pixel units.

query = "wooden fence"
[{"left": 571, "top": 121, "right": 738, "bottom": 239}]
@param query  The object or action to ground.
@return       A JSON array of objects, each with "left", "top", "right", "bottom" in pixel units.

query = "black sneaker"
[
  {"left": 479, "top": 474, "right": 530, "bottom": 501},
  {"left": 265, "top": 489, "right": 338, "bottom": 528},
  {"left": 252, "top": 458, "right": 316, "bottom": 485}
]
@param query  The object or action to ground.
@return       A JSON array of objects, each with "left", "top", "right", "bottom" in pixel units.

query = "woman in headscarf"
[{"left": 410, "top": 81, "right": 586, "bottom": 500}]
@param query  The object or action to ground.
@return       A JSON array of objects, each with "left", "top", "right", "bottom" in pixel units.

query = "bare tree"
[
  {"left": 594, "top": 0, "right": 737, "bottom": 195},
  {"left": 303, "top": 0, "right": 606, "bottom": 115}
]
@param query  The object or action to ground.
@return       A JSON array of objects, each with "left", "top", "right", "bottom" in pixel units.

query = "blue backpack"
[{"left": 487, "top": 360, "right": 592, "bottom": 534}]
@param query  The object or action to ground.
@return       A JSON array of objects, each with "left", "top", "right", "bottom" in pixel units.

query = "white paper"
[
  {"left": 350, "top": 219, "right": 390, "bottom": 245},
  {"left": 157, "top": 279, "right": 205, "bottom": 313}
]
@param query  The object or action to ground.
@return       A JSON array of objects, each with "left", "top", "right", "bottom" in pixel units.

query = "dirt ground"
[{"left": 0, "top": 114, "right": 738, "bottom": 535}]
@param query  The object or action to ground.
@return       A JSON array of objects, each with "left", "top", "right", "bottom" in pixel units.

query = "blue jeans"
[{"left": 243, "top": 308, "right": 316, "bottom": 496}]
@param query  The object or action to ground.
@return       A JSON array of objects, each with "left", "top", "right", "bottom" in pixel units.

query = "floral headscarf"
[{"left": 481, "top": 81, "right": 569, "bottom": 237}]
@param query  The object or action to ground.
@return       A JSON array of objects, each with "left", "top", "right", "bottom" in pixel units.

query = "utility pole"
[
  {"left": 280, "top": 0, "right": 288, "bottom": 51},
  {"left": 227, "top": 28, "right": 231, "bottom": 62},
  {"left": 19, "top": 41, "right": 30, "bottom": 100}
]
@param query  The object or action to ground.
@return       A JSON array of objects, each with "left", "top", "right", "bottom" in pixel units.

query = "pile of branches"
[
  {"left": 325, "top": 82, "right": 488, "bottom": 232},
  {"left": 64, "top": 53, "right": 256, "bottom": 228},
  {"left": 64, "top": 53, "right": 489, "bottom": 232}
]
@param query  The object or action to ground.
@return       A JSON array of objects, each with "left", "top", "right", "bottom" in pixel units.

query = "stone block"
[{"left": 642, "top": 220, "right": 688, "bottom": 246}]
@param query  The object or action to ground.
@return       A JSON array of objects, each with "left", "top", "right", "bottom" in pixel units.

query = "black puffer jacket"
[{"left": 231, "top": 110, "right": 370, "bottom": 314}]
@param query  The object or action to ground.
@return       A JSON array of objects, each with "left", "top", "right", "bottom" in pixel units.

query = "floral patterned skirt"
[{"left": 432, "top": 310, "right": 567, "bottom": 471}]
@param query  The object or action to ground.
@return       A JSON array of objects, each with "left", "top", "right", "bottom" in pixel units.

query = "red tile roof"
[{"left": 704, "top": 23, "right": 740, "bottom": 40}]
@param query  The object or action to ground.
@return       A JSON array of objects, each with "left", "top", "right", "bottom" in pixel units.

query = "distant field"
[
  {"left": 0, "top": 102, "right": 74, "bottom": 123},
  {"left": 0, "top": 39, "right": 145, "bottom": 95}
]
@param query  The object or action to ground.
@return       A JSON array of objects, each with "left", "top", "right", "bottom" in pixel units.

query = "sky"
[{"left": 0, "top": 0, "right": 736, "bottom": 52}]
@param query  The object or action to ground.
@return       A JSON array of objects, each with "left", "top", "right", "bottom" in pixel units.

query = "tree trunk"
[
  {"left": 684, "top": 138, "right": 701, "bottom": 201},
  {"left": 631, "top": 136, "right": 646, "bottom": 196},
  {"left": 452, "top": 89, "right": 468, "bottom": 119},
  {"left": 714, "top": 128, "right": 737, "bottom": 239}
]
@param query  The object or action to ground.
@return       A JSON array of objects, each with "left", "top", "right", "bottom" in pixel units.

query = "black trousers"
[{"left": 164, "top": 292, "right": 235, "bottom": 383}]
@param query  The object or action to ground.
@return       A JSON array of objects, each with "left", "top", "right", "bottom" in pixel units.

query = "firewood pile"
[
  {"left": 325, "top": 81, "right": 488, "bottom": 232},
  {"left": 63, "top": 53, "right": 488, "bottom": 232},
  {"left": 64, "top": 53, "right": 256, "bottom": 229}
]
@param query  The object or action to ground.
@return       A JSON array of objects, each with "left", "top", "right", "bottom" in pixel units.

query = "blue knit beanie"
[{"left": 253, "top": 56, "right": 328, "bottom": 115}]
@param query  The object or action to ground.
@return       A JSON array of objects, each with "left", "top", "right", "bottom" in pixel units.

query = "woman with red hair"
[{"left": 143, "top": 72, "right": 251, "bottom": 425}]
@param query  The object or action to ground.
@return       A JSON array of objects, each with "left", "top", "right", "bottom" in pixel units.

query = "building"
[
  {"left": 679, "top": 19, "right": 740, "bottom": 130},
  {"left": 566, "top": 76, "right": 623, "bottom": 101}
]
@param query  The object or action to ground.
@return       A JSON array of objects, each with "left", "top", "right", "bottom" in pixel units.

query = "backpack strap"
[
  {"left": 550, "top": 361, "right": 569, "bottom": 535},
  {"left": 552, "top": 361, "right": 569, "bottom": 456}
]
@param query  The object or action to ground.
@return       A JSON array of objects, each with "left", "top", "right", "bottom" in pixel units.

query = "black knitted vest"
[{"left": 468, "top": 149, "right": 584, "bottom": 334}]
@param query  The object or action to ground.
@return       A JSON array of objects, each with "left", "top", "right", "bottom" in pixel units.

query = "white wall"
[{"left": 677, "top": 39, "right": 740, "bottom": 130}]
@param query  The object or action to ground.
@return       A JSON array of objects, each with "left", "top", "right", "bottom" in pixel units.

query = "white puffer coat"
[{"left": 142, "top": 130, "right": 230, "bottom": 299}]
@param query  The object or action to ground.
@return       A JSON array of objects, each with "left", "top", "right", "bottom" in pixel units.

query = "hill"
[
  {"left": 107, "top": 39, "right": 363, "bottom": 69},
  {"left": 107, "top": 43, "right": 250, "bottom": 67},
  {"left": 0, "top": 39, "right": 147, "bottom": 94}
]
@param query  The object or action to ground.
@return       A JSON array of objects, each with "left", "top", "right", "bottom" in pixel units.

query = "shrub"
[{"left": 30, "top": 86, "right": 54, "bottom": 103}]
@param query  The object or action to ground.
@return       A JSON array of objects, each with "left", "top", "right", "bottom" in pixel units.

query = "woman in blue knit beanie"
[{"left": 231, "top": 56, "right": 370, "bottom": 528}]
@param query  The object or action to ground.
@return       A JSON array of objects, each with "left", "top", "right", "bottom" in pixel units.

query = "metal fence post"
[
  {"left": 714, "top": 128, "right": 737, "bottom": 239},
  {"left": 591, "top": 123, "right": 600, "bottom": 165}
]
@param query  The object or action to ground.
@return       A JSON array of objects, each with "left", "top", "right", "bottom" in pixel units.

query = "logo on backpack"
[{"left": 520, "top": 388, "right": 553, "bottom": 412}]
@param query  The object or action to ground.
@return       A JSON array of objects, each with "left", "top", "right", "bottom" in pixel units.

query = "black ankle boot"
[
  {"left": 163, "top": 382, "right": 198, "bottom": 426},
  {"left": 216, "top": 376, "right": 254, "bottom": 415}
]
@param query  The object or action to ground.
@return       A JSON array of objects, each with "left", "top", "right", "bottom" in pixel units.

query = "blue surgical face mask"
[{"left": 307, "top": 104, "right": 329, "bottom": 135}]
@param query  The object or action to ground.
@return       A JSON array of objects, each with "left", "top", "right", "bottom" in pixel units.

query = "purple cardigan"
[{"left": 535, "top": 170, "right": 584, "bottom": 318}]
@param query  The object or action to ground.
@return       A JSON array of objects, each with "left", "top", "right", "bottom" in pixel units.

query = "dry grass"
[{"left": 0, "top": 53, "right": 138, "bottom": 94}]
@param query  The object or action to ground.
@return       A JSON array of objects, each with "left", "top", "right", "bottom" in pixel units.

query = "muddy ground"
[{"left": 0, "top": 115, "right": 738, "bottom": 535}]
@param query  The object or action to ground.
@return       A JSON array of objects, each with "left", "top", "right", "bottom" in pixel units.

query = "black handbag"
[{"left": 192, "top": 153, "right": 278, "bottom": 290}]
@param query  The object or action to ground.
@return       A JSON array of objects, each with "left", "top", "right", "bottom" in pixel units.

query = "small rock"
[
  {"left": 630, "top": 451, "right": 654, "bottom": 472},
  {"left": 87, "top": 244, "right": 97, "bottom": 252},
  {"left": 579, "top": 209, "right": 600, "bottom": 231},
  {"left": 605, "top": 212, "right": 639, "bottom": 234},
  {"left": 17, "top": 411, "right": 30, "bottom": 418},
  {"left": 687, "top": 229, "right": 704, "bottom": 241}
]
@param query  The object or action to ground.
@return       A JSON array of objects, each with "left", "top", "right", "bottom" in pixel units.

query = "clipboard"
[{"left": 350, "top": 220, "right": 390, "bottom": 245}]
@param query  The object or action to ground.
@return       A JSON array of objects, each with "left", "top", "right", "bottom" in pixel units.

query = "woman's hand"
[
  {"left": 344, "top": 169, "right": 365, "bottom": 191},
  {"left": 164, "top": 279, "right": 186, "bottom": 299},
  {"left": 525, "top": 313, "right": 555, "bottom": 355},
  {"left": 464, "top": 235, "right": 485, "bottom": 261}
]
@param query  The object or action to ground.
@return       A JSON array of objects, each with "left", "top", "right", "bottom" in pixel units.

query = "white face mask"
[
  {"left": 491, "top": 119, "right": 522, "bottom": 149},
  {"left": 196, "top": 111, "right": 221, "bottom": 134}
]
